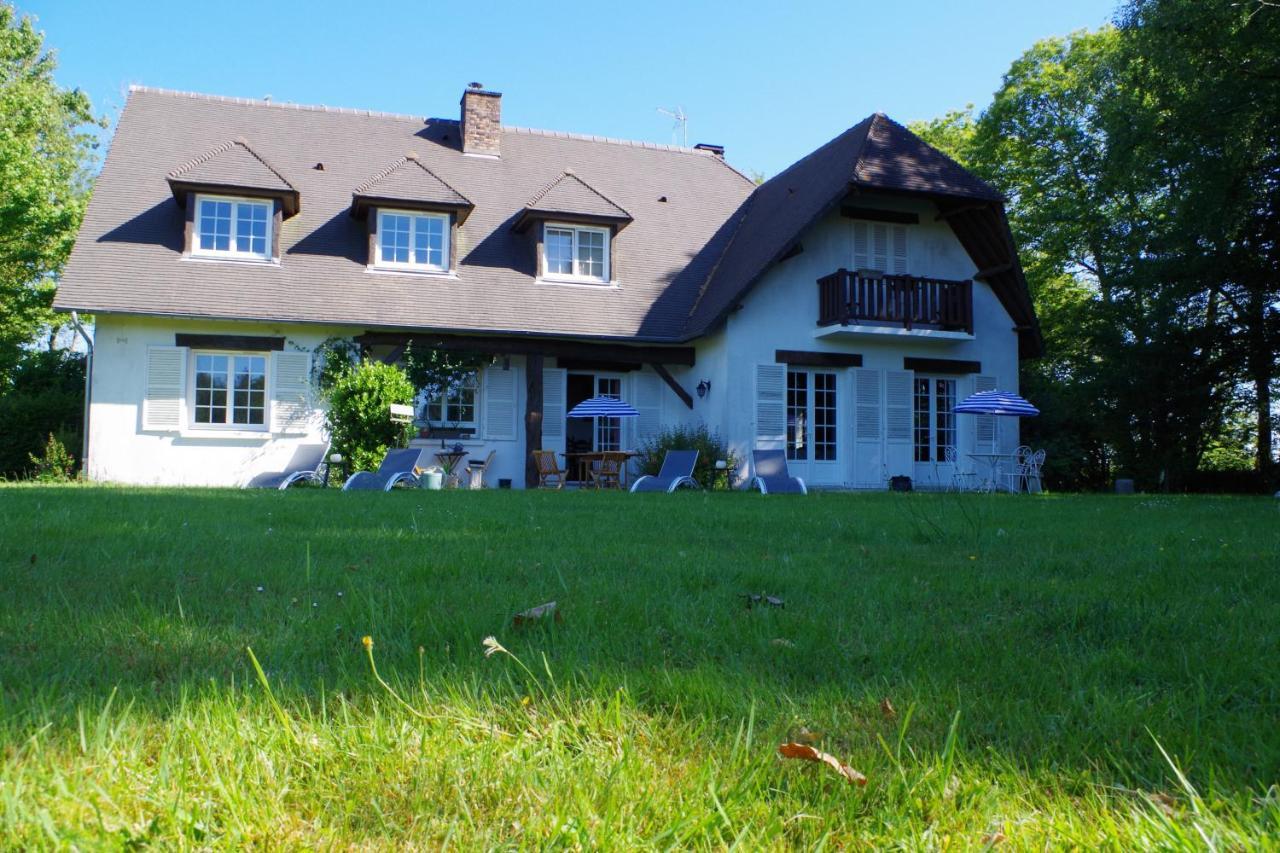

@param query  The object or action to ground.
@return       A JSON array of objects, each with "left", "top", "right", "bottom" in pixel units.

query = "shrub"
[
  {"left": 324, "top": 360, "right": 416, "bottom": 474},
  {"left": 27, "top": 433, "right": 77, "bottom": 482},
  {"left": 634, "top": 423, "right": 740, "bottom": 490},
  {"left": 0, "top": 350, "right": 84, "bottom": 478}
]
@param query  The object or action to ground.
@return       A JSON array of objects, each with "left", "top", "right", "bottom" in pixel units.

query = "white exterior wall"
[{"left": 706, "top": 196, "right": 1021, "bottom": 489}]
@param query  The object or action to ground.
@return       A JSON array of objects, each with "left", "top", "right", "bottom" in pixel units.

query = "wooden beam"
[
  {"left": 973, "top": 263, "right": 1013, "bottom": 280},
  {"left": 934, "top": 202, "right": 989, "bottom": 221},
  {"left": 354, "top": 331, "right": 696, "bottom": 367},
  {"left": 380, "top": 344, "right": 407, "bottom": 365},
  {"left": 556, "top": 357, "right": 640, "bottom": 373},
  {"left": 775, "top": 349, "right": 862, "bottom": 368},
  {"left": 525, "top": 354, "right": 544, "bottom": 488},
  {"left": 649, "top": 363, "right": 693, "bottom": 409},
  {"left": 174, "top": 334, "right": 284, "bottom": 352},
  {"left": 841, "top": 205, "right": 919, "bottom": 225},
  {"left": 903, "top": 357, "right": 981, "bottom": 375},
  {"left": 777, "top": 242, "right": 804, "bottom": 262}
]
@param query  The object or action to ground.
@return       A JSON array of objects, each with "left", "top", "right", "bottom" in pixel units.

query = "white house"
[{"left": 54, "top": 84, "right": 1040, "bottom": 489}]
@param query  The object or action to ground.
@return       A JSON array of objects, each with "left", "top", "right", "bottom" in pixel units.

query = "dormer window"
[
  {"left": 544, "top": 223, "right": 609, "bottom": 282},
  {"left": 375, "top": 209, "right": 450, "bottom": 272},
  {"left": 194, "top": 195, "right": 273, "bottom": 260}
]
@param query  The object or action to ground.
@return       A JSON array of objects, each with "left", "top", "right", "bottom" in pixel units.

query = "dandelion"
[
  {"left": 482, "top": 635, "right": 503, "bottom": 658},
  {"left": 362, "top": 635, "right": 373, "bottom": 650}
]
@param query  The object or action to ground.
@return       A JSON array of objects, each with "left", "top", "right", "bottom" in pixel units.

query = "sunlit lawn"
[{"left": 0, "top": 485, "right": 1277, "bottom": 847}]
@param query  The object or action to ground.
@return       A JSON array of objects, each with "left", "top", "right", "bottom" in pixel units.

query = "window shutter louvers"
[
  {"left": 872, "top": 223, "right": 890, "bottom": 271},
  {"left": 631, "top": 372, "right": 662, "bottom": 446},
  {"left": 852, "top": 222, "right": 870, "bottom": 270},
  {"left": 142, "top": 346, "right": 187, "bottom": 432},
  {"left": 270, "top": 351, "right": 312, "bottom": 434},
  {"left": 854, "top": 368, "right": 882, "bottom": 441},
  {"left": 483, "top": 366, "right": 518, "bottom": 440},
  {"left": 892, "top": 225, "right": 909, "bottom": 275},
  {"left": 974, "top": 374, "right": 998, "bottom": 451},
  {"left": 885, "top": 370, "right": 913, "bottom": 444},
  {"left": 754, "top": 363, "right": 787, "bottom": 448},
  {"left": 541, "top": 367, "right": 567, "bottom": 439}
]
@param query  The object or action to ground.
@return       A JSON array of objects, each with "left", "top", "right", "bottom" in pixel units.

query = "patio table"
[
  {"left": 563, "top": 450, "right": 637, "bottom": 489},
  {"left": 434, "top": 450, "right": 468, "bottom": 488},
  {"left": 967, "top": 452, "right": 1014, "bottom": 493}
]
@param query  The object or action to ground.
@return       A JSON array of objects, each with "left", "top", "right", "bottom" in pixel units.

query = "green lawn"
[{"left": 0, "top": 487, "right": 1277, "bottom": 848}]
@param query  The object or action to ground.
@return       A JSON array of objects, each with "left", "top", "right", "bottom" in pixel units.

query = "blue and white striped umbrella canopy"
[
  {"left": 953, "top": 390, "right": 1040, "bottom": 417},
  {"left": 566, "top": 395, "right": 640, "bottom": 419}
]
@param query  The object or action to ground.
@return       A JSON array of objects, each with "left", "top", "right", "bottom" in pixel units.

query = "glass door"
[
  {"left": 786, "top": 369, "right": 838, "bottom": 481},
  {"left": 913, "top": 376, "right": 957, "bottom": 486}
]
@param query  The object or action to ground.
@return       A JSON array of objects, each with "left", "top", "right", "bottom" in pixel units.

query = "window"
[
  {"left": 194, "top": 195, "right": 272, "bottom": 260},
  {"left": 376, "top": 210, "right": 449, "bottom": 271},
  {"left": 193, "top": 353, "right": 266, "bottom": 428},
  {"left": 852, "top": 220, "right": 909, "bottom": 274},
  {"left": 543, "top": 223, "right": 610, "bottom": 282},
  {"left": 595, "top": 376, "right": 621, "bottom": 450},
  {"left": 787, "top": 370, "right": 808, "bottom": 461},
  {"left": 424, "top": 371, "right": 477, "bottom": 430},
  {"left": 788, "top": 369, "right": 838, "bottom": 462},
  {"left": 913, "top": 377, "right": 957, "bottom": 462}
]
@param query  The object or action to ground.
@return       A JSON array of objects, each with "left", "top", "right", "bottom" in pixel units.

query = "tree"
[
  {"left": 0, "top": 3, "right": 102, "bottom": 385},
  {"left": 323, "top": 360, "right": 416, "bottom": 474}
]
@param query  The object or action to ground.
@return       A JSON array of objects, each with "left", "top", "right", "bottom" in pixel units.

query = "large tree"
[{"left": 0, "top": 3, "right": 100, "bottom": 386}]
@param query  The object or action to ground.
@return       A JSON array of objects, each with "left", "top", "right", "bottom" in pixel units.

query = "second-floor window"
[
  {"left": 544, "top": 223, "right": 610, "bottom": 283},
  {"left": 195, "top": 195, "right": 272, "bottom": 260},
  {"left": 376, "top": 210, "right": 450, "bottom": 271}
]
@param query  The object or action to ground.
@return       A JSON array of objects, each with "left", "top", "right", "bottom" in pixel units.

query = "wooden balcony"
[{"left": 817, "top": 270, "right": 973, "bottom": 335}]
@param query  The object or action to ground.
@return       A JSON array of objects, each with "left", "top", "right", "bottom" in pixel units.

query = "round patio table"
[{"left": 967, "top": 452, "right": 1014, "bottom": 493}]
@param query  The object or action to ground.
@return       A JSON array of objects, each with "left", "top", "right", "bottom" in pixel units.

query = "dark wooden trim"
[
  {"left": 903, "top": 357, "right": 981, "bottom": 375},
  {"left": 775, "top": 349, "right": 862, "bottom": 368},
  {"left": 777, "top": 242, "right": 804, "bottom": 262},
  {"left": 841, "top": 205, "right": 919, "bottom": 225},
  {"left": 524, "top": 354, "right": 544, "bottom": 488},
  {"left": 175, "top": 334, "right": 285, "bottom": 352},
  {"left": 355, "top": 331, "right": 696, "bottom": 366},
  {"left": 649, "top": 363, "right": 694, "bottom": 409},
  {"left": 556, "top": 358, "right": 641, "bottom": 372},
  {"left": 934, "top": 202, "right": 989, "bottom": 221},
  {"left": 973, "top": 262, "right": 1012, "bottom": 280}
]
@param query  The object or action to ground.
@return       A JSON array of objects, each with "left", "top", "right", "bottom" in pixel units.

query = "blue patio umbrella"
[
  {"left": 953, "top": 390, "right": 1040, "bottom": 417},
  {"left": 566, "top": 395, "right": 639, "bottom": 418}
]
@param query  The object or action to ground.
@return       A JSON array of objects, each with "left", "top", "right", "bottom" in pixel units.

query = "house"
[{"left": 54, "top": 83, "right": 1040, "bottom": 489}]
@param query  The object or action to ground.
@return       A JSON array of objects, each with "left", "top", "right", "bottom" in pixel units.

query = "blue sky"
[{"left": 22, "top": 0, "right": 1117, "bottom": 178}]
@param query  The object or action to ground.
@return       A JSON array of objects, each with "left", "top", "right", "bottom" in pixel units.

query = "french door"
[
  {"left": 786, "top": 368, "right": 839, "bottom": 482},
  {"left": 912, "top": 376, "right": 957, "bottom": 485}
]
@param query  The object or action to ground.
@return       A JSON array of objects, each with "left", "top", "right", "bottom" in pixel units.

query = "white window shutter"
[
  {"left": 974, "top": 374, "right": 997, "bottom": 451},
  {"left": 854, "top": 368, "right": 882, "bottom": 441},
  {"left": 892, "top": 225, "right": 909, "bottom": 274},
  {"left": 754, "top": 363, "right": 786, "bottom": 448},
  {"left": 271, "top": 351, "right": 312, "bottom": 434},
  {"left": 541, "top": 367, "right": 567, "bottom": 439},
  {"left": 852, "top": 221, "right": 870, "bottom": 270},
  {"left": 142, "top": 346, "right": 186, "bottom": 432},
  {"left": 871, "top": 223, "right": 889, "bottom": 271},
  {"left": 483, "top": 366, "right": 517, "bottom": 440},
  {"left": 631, "top": 371, "right": 662, "bottom": 446},
  {"left": 885, "top": 370, "right": 913, "bottom": 444}
]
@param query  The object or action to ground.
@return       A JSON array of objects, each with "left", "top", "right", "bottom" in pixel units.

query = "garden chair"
[
  {"left": 749, "top": 449, "right": 807, "bottom": 494},
  {"left": 245, "top": 443, "right": 330, "bottom": 489},
  {"left": 341, "top": 448, "right": 423, "bottom": 491},
  {"left": 1002, "top": 445, "right": 1034, "bottom": 493},
  {"left": 943, "top": 445, "right": 978, "bottom": 492},
  {"left": 1026, "top": 449, "right": 1046, "bottom": 493},
  {"left": 532, "top": 449, "right": 566, "bottom": 489},
  {"left": 588, "top": 452, "right": 625, "bottom": 490},
  {"left": 630, "top": 450, "right": 700, "bottom": 493},
  {"left": 466, "top": 450, "right": 496, "bottom": 489}
]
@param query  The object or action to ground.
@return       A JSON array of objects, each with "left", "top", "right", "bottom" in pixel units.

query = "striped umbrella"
[
  {"left": 953, "top": 390, "right": 1040, "bottom": 417},
  {"left": 566, "top": 395, "right": 639, "bottom": 418}
]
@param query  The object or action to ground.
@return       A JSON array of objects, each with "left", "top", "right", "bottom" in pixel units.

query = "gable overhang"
[
  {"left": 167, "top": 178, "right": 301, "bottom": 218},
  {"left": 512, "top": 208, "right": 633, "bottom": 234},
  {"left": 349, "top": 193, "right": 475, "bottom": 224}
]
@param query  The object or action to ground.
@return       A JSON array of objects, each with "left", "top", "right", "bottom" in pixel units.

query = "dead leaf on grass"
[
  {"left": 1148, "top": 791, "right": 1176, "bottom": 816},
  {"left": 771, "top": 638, "right": 795, "bottom": 648},
  {"left": 778, "top": 742, "right": 867, "bottom": 786},
  {"left": 880, "top": 698, "right": 896, "bottom": 719},
  {"left": 513, "top": 601, "right": 562, "bottom": 627},
  {"left": 981, "top": 831, "right": 1007, "bottom": 845}
]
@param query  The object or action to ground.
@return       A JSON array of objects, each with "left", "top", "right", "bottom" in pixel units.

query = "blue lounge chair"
[
  {"left": 750, "top": 449, "right": 807, "bottom": 494},
  {"left": 630, "top": 450, "right": 700, "bottom": 493},
  {"left": 245, "top": 443, "right": 330, "bottom": 489},
  {"left": 341, "top": 448, "right": 423, "bottom": 491}
]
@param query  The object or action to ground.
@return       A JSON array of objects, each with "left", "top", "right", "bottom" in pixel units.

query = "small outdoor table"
[
  {"left": 434, "top": 450, "right": 468, "bottom": 488},
  {"left": 967, "top": 452, "right": 1014, "bottom": 493},
  {"left": 562, "top": 450, "right": 636, "bottom": 489}
]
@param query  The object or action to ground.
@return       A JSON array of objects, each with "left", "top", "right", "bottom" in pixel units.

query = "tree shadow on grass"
[{"left": 1, "top": 486, "right": 1278, "bottom": 792}]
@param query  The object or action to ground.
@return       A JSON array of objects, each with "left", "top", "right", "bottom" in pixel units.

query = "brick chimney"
[{"left": 460, "top": 82, "right": 502, "bottom": 157}]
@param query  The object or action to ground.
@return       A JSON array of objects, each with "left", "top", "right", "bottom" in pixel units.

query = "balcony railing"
[{"left": 817, "top": 270, "right": 973, "bottom": 334}]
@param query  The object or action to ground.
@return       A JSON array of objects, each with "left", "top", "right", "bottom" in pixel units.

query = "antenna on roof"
[{"left": 656, "top": 106, "right": 688, "bottom": 146}]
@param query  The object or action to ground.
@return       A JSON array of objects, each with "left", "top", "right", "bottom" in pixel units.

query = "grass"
[{"left": 0, "top": 486, "right": 1278, "bottom": 848}]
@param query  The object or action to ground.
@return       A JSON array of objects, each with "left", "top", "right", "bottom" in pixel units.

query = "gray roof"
[
  {"left": 352, "top": 155, "right": 472, "bottom": 213},
  {"left": 523, "top": 171, "right": 632, "bottom": 222},
  {"left": 167, "top": 137, "right": 295, "bottom": 194},
  {"left": 56, "top": 89, "right": 1036, "bottom": 352}
]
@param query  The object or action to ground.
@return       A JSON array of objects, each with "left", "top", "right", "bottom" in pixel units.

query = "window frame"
[
  {"left": 374, "top": 208, "right": 452, "bottom": 273},
  {"left": 188, "top": 350, "right": 270, "bottom": 433},
  {"left": 422, "top": 370, "right": 479, "bottom": 432},
  {"left": 541, "top": 222, "right": 611, "bottom": 284},
  {"left": 913, "top": 375, "right": 957, "bottom": 463},
  {"left": 191, "top": 194, "right": 275, "bottom": 261}
]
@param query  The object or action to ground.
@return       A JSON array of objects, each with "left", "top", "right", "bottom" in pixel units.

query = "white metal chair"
[
  {"left": 1002, "top": 446, "right": 1034, "bottom": 493},
  {"left": 1025, "top": 449, "right": 1046, "bottom": 493},
  {"left": 943, "top": 445, "right": 978, "bottom": 492}
]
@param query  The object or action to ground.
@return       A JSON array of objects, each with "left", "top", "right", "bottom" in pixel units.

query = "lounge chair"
[
  {"left": 245, "top": 443, "right": 330, "bottom": 489},
  {"left": 750, "top": 449, "right": 807, "bottom": 494},
  {"left": 341, "top": 448, "right": 423, "bottom": 491},
  {"left": 630, "top": 450, "right": 700, "bottom": 493}
]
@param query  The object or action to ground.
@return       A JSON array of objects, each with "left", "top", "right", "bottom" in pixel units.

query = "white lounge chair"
[{"left": 245, "top": 443, "right": 330, "bottom": 489}]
